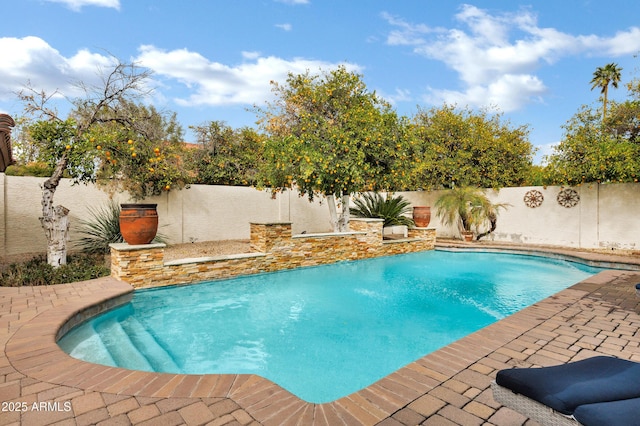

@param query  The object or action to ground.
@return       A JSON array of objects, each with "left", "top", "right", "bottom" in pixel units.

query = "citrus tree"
[
  {"left": 256, "top": 66, "right": 412, "bottom": 231},
  {"left": 20, "top": 61, "right": 189, "bottom": 267},
  {"left": 545, "top": 68, "right": 640, "bottom": 185},
  {"left": 544, "top": 103, "right": 640, "bottom": 185},
  {"left": 189, "top": 120, "right": 264, "bottom": 186},
  {"left": 409, "top": 105, "right": 534, "bottom": 189},
  {"left": 84, "top": 108, "right": 189, "bottom": 200}
]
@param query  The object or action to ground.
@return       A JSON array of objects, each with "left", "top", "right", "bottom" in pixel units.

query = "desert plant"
[
  {"left": 435, "top": 186, "right": 509, "bottom": 240},
  {"left": 351, "top": 192, "right": 414, "bottom": 227},
  {"left": 74, "top": 200, "right": 124, "bottom": 254}
]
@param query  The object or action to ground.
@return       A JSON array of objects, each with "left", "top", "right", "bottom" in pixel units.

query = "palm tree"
[
  {"left": 434, "top": 186, "right": 509, "bottom": 240},
  {"left": 590, "top": 63, "right": 623, "bottom": 120}
]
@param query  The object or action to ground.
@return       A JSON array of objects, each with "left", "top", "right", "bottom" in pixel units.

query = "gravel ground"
[{"left": 163, "top": 239, "right": 251, "bottom": 260}]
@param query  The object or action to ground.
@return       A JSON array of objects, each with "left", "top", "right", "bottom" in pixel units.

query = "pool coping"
[
  {"left": 436, "top": 240, "right": 640, "bottom": 271},
  {"left": 4, "top": 245, "right": 640, "bottom": 425}
]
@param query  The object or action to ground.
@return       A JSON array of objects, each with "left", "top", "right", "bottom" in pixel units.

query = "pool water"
[{"left": 58, "top": 250, "right": 601, "bottom": 403}]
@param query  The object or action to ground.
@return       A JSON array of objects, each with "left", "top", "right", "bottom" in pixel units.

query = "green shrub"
[
  {"left": 5, "top": 162, "right": 54, "bottom": 177},
  {"left": 0, "top": 253, "right": 109, "bottom": 287},
  {"left": 351, "top": 192, "right": 415, "bottom": 227}
]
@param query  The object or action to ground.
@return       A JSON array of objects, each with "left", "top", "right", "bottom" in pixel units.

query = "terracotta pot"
[
  {"left": 119, "top": 204, "right": 158, "bottom": 245},
  {"left": 412, "top": 206, "right": 431, "bottom": 227},
  {"left": 462, "top": 232, "right": 474, "bottom": 242}
]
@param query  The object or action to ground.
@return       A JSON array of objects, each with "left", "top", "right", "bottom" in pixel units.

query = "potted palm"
[
  {"left": 434, "top": 187, "right": 508, "bottom": 241},
  {"left": 351, "top": 192, "right": 414, "bottom": 237}
]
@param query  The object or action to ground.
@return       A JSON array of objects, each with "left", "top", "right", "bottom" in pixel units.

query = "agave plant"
[{"left": 351, "top": 192, "right": 415, "bottom": 227}]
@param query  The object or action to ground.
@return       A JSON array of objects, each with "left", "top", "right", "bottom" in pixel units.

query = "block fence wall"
[
  {"left": 110, "top": 219, "right": 436, "bottom": 288},
  {"left": 1, "top": 173, "right": 639, "bottom": 256},
  {"left": 397, "top": 183, "right": 640, "bottom": 250}
]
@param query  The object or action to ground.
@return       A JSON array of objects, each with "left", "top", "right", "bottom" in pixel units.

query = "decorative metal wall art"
[
  {"left": 523, "top": 190, "right": 544, "bottom": 208},
  {"left": 557, "top": 188, "right": 580, "bottom": 208}
]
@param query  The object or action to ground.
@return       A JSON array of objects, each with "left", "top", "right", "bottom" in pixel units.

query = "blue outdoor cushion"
[
  {"left": 496, "top": 356, "right": 640, "bottom": 415},
  {"left": 573, "top": 397, "right": 640, "bottom": 426}
]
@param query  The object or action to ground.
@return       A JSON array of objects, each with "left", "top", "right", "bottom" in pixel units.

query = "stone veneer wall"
[{"left": 110, "top": 218, "right": 436, "bottom": 288}]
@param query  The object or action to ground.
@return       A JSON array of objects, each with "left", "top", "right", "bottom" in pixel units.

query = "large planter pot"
[
  {"left": 119, "top": 203, "right": 158, "bottom": 245},
  {"left": 412, "top": 206, "right": 431, "bottom": 227}
]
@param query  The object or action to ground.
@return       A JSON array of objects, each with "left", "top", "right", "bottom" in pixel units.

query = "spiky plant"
[
  {"left": 351, "top": 192, "right": 414, "bottom": 227},
  {"left": 74, "top": 200, "right": 124, "bottom": 254}
]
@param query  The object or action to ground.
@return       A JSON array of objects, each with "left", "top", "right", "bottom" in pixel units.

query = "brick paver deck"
[{"left": 2, "top": 245, "right": 640, "bottom": 425}]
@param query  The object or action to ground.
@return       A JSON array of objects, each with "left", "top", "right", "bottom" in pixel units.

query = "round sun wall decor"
[
  {"left": 557, "top": 188, "right": 580, "bottom": 208},
  {"left": 523, "top": 190, "right": 544, "bottom": 208}
]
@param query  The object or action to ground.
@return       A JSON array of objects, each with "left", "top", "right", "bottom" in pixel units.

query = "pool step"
[
  {"left": 94, "top": 317, "right": 154, "bottom": 372},
  {"left": 59, "top": 323, "right": 118, "bottom": 367},
  {"left": 120, "top": 317, "right": 182, "bottom": 373}
]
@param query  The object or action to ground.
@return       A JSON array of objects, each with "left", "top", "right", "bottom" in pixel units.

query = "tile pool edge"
[{"left": 436, "top": 243, "right": 640, "bottom": 271}]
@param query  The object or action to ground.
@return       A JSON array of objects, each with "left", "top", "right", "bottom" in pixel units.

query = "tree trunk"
[
  {"left": 338, "top": 194, "right": 350, "bottom": 231},
  {"left": 476, "top": 212, "right": 498, "bottom": 241},
  {"left": 603, "top": 86, "right": 608, "bottom": 120},
  {"left": 40, "top": 156, "right": 69, "bottom": 267},
  {"left": 327, "top": 194, "right": 340, "bottom": 232},
  {"left": 326, "top": 193, "right": 350, "bottom": 232}
]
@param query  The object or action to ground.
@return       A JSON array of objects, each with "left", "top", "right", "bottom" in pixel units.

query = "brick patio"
[{"left": 2, "top": 245, "right": 640, "bottom": 425}]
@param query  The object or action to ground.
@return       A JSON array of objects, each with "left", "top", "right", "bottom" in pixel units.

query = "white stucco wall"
[
  {"left": 399, "top": 184, "right": 640, "bottom": 250},
  {"left": 150, "top": 185, "right": 331, "bottom": 244},
  {"left": 1, "top": 175, "right": 123, "bottom": 256},
  {"left": 1, "top": 173, "right": 638, "bottom": 256},
  {"left": 0, "top": 175, "right": 332, "bottom": 256}
]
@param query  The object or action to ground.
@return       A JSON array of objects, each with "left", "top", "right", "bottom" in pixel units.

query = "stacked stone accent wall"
[{"left": 110, "top": 218, "right": 436, "bottom": 288}]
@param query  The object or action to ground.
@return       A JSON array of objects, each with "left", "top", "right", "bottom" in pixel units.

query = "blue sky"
[{"left": 2, "top": 0, "right": 640, "bottom": 163}]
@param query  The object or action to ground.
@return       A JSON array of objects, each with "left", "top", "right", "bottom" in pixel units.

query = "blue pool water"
[{"left": 58, "top": 250, "right": 602, "bottom": 403}]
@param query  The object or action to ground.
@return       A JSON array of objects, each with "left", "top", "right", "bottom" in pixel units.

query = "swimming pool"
[{"left": 58, "top": 250, "right": 602, "bottom": 403}]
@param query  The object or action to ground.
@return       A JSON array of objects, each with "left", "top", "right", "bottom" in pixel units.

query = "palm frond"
[
  {"left": 435, "top": 186, "right": 510, "bottom": 239},
  {"left": 351, "top": 192, "right": 414, "bottom": 227}
]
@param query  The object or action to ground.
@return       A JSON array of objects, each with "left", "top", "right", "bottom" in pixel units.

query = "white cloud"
[
  {"left": 378, "top": 88, "right": 413, "bottom": 105},
  {"left": 0, "top": 36, "right": 115, "bottom": 101},
  {"left": 0, "top": 36, "right": 361, "bottom": 112},
  {"left": 135, "top": 45, "right": 361, "bottom": 107},
  {"left": 384, "top": 4, "right": 640, "bottom": 111},
  {"left": 425, "top": 74, "right": 547, "bottom": 112},
  {"left": 578, "top": 27, "right": 640, "bottom": 56},
  {"left": 44, "top": 0, "right": 120, "bottom": 11},
  {"left": 276, "top": 23, "right": 293, "bottom": 32},
  {"left": 381, "top": 12, "right": 440, "bottom": 46},
  {"left": 241, "top": 51, "right": 261, "bottom": 60}
]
